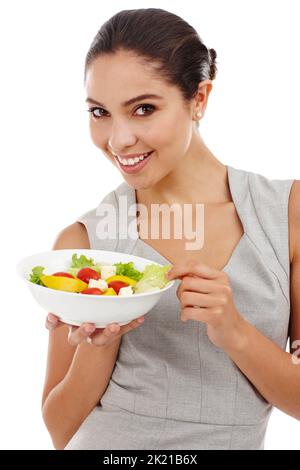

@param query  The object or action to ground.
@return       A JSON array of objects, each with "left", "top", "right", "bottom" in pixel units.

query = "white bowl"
[{"left": 16, "top": 249, "right": 174, "bottom": 327}]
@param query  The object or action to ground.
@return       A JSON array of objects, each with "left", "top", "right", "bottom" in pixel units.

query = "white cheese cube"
[
  {"left": 88, "top": 278, "right": 108, "bottom": 291},
  {"left": 101, "top": 265, "right": 117, "bottom": 280},
  {"left": 118, "top": 286, "right": 133, "bottom": 296}
]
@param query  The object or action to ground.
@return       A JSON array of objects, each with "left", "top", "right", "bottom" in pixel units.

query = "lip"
[{"left": 115, "top": 151, "right": 154, "bottom": 174}]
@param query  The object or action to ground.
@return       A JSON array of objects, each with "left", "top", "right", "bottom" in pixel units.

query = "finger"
[
  {"left": 176, "top": 276, "right": 216, "bottom": 299},
  {"left": 122, "top": 316, "right": 145, "bottom": 333},
  {"left": 90, "top": 322, "right": 124, "bottom": 347},
  {"left": 68, "top": 323, "right": 96, "bottom": 346},
  {"left": 45, "top": 313, "right": 62, "bottom": 330},
  {"left": 180, "top": 291, "right": 217, "bottom": 309},
  {"left": 181, "top": 307, "right": 216, "bottom": 325},
  {"left": 101, "top": 316, "right": 145, "bottom": 342},
  {"left": 166, "top": 261, "right": 221, "bottom": 281}
]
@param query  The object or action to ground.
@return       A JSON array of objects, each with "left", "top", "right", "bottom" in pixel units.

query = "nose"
[{"left": 108, "top": 122, "right": 137, "bottom": 155}]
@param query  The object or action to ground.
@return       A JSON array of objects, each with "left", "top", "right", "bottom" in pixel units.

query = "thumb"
[{"left": 120, "top": 316, "right": 145, "bottom": 335}]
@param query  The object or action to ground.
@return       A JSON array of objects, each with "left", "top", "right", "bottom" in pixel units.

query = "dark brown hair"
[{"left": 84, "top": 8, "right": 218, "bottom": 129}]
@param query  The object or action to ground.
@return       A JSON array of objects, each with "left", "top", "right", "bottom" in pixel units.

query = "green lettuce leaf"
[
  {"left": 70, "top": 253, "right": 95, "bottom": 269},
  {"left": 68, "top": 263, "right": 102, "bottom": 278},
  {"left": 67, "top": 267, "right": 80, "bottom": 277},
  {"left": 29, "top": 266, "right": 46, "bottom": 285},
  {"left": 68, "top": 253, "right": 102, "bottom": 277},
  {"left": 113, "top": 262, "right": 143, "bottom": 281},
  {"left": 133, "top": 264, "right": 172, "bottom": 294}
]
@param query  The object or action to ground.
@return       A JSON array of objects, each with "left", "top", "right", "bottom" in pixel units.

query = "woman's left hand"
[{"left": 166, "top": 260, "right": 247, "bottom": 351}]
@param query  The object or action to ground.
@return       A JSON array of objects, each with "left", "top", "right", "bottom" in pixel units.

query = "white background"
[{"left": 1, "top": 0, "right": 299, "bottom": 450}]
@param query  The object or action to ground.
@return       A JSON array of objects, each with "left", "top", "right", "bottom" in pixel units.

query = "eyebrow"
[{"left": 85, "top": 93, "right": 164, "bottom": 108}]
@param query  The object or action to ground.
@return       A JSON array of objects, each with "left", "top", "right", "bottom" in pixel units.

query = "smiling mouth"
[{"left": 113, "top": 151, "right": 154, "bottom": 166}]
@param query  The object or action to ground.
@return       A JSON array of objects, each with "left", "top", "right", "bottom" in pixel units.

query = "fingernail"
[
  {"left": 84, "top": 325, "right": 95, "bottom": 334},
  {"left": 48, "top": 314, "right": 56, "bottom": 323},
  {"left": 137, "top": 317, "right": 144, "bottom": 323}
]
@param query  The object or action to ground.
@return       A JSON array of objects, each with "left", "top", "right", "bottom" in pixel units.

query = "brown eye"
[
  {"left": 86, "top": 103, "right": 155, "bottom": 120},
  {"left": 134, "top": 104, "right": 155, "bottom": 116},
  {"left": 87, "top": 107, "right": 106, "bottom": 119}
]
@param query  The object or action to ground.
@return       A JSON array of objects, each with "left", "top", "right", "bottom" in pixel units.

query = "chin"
[{"left": 122, "top": 178, "right": 153, "bottom": 191}]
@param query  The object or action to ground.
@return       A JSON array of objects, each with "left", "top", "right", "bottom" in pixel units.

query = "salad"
[{"left": 29, "top": 253, "right": 172, "bottom": 296}]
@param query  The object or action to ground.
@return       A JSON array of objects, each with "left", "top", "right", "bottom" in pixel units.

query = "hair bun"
[
  {"left": 208, "top": 48, "right": 218, "bottom": 80},
  {"left": 209, "top": 48, "right": 217, "bottom": 62}
]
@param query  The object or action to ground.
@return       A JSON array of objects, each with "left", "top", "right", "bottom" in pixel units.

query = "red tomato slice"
[
  {"left": 107, "top": 280, "right": 129, "bottom": 295},
  {"left": 52, "top": 271, "right": 75, "bottom": 278},
  {"left": 80, "top": 288, "right": 103, "bottom": 295},
  {"left": 77, "top": 268, "right": 101, "bottom": 284}
]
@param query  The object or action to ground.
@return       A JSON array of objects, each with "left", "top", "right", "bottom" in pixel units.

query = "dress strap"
[{"left": 227, "top": 164, "right": 295, "bottom": 305}]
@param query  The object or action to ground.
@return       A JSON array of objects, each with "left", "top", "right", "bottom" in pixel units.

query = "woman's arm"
[
  {"left": 42, "top": 339, "right": 121, "bottom": 450},
  {"left": 288, "top": 180, "right": 300, "bottom": 357},
  {"left": 41, "top": 222, "right": 122, "bottom": 450},
  {"left": 167, "top": 180, "right": 300, "bottom": 420},
  {"left": 42, "top": 222, "right": 145, "bottom": 450},
  {"left": 222, "top": 180, "right": 300, "bottom": 420}
]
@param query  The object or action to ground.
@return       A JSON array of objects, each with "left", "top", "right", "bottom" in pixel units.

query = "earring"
[{"left": 195, "top": 111, "right": 202, "bottom": 120}]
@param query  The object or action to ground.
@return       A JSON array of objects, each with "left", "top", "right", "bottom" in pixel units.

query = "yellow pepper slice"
[
  {"left": 105, "top": 274, "right": 137, "bottom": 286},
  {"left": 103, "top": 287, "right": 117, "bottom": 296},
  {"left": 41, "top": 275, "right": 88, "bottom": 293}
]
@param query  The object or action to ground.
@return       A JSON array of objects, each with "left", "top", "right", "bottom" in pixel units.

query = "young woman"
[{"left": 41, "top": 8, "right": 300, "bottom": 450}]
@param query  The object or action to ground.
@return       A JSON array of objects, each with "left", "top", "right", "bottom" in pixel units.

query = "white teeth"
[{"left": 117, "top": 152, "right": 151, "bottom": 166}]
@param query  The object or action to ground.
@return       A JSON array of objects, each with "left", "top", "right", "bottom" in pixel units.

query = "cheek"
[
  {"left": 155, "top": 119, "right": 190, "bottom": 162},
  {"left": 159, "top": 111, "right": 189, "bottom": 146},
  {"left": 148, "top": 118, "right": 177, "bottom": 150},
  {"left": 89, "top": 125, "right": 115, "bottom": 163},
  {"left": 89, "top": 122, "right": 103, "bottom": 148}
]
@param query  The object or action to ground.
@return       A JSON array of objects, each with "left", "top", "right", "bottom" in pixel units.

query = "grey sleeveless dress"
[{"left": 64, "top": 164, "right": 294, "bottom": 450}]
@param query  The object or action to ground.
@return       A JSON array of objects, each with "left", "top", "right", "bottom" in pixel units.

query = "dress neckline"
[{"left": 130, "top": 164, "right": 247, "bottom": 272}]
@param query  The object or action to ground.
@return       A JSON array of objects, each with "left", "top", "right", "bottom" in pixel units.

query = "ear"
[{"left": 193, "top": 79, "right": 213, "bottom": 116}]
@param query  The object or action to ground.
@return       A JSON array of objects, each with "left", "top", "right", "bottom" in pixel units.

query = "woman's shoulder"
[
  {"left": 231, "top": 165, "right": 295, "bottom": 213},
  {"left": 229, "top": 165, "right": 297, "bottom": 267},
  {"left": 52, "top": 222, "right": 90, "bottom": 250},
  {"left": 244, "top": 167, "right": 299, "bottom": 263},
  {"left": 234, "top": 164, "right": 294, "bottom": 189}
]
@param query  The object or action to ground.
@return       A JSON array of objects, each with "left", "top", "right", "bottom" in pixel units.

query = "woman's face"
[{"left": 85, "top": 50, "right": 200, "bottom": 190}]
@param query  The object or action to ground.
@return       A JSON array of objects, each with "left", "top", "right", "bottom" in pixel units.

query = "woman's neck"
[{"left": 136, "top": 134, "right": 231, "bottom": 206}]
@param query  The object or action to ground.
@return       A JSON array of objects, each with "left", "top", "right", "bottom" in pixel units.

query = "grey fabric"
[{"left": 65, "top": 165, "right": 294, "bottom": 450}]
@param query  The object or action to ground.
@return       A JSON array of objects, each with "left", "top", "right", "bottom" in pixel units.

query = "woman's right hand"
[{"left": 45, "top": 312, "right": 145, "bottom": 347}]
